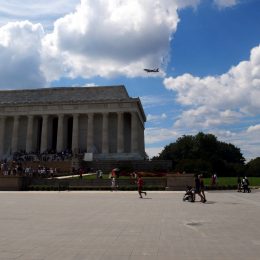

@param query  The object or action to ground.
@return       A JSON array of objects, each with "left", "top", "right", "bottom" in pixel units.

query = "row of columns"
[{"left": 0, "top": 112, "right": 139, "bottom": 157}]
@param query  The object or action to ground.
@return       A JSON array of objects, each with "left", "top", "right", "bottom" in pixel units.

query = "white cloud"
[
  {"left": 140, "top": 95, "right": 175, "bottom": 109},
  {"left": 145, "top": 147, "right": 163, "bottom": 159},
  {"left": 215, "top": 128, "right": 260, "bottom": 161},
  {"left": 0, "top": 0, "right": 201, "bottom": 89},
  {"left": 0, "top": 0, "right": 80, "bottom": 30},
  {"left": 147, "top": 113, "right": 167, "bottom": 123},
  {"left": 145, "top": 127, "right": 178, "bottom": 145},
  {"left": 213, "top": 0, "right": 238, "bottom": 8},
  {"left": 0, "top": 21, "right": 46, "bottom": 89},
  {"left": 176, "top": 0, "right": 201, "bottom": 9},
  {"left": 41, "top": 0, "right": 183, "bottom": 81},
  {"left": 83, "top": 83, "right": 98, "bottom": 87},
  {"left": 247, "top": 124, "right": 260, "bottom": 133},
  {"left": 164, "top": 44, "right": 260, "bottom": 129},
  {"left": 162, "top": 44, "right": 260, "bottom": 160},
  {"left": 174, "top": 107, "right": 243, "bottom": 129}
]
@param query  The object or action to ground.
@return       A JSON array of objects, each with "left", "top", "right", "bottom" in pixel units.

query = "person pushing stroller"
[{"left": 242, "top": 177, "right": 251, "bottom": 193}]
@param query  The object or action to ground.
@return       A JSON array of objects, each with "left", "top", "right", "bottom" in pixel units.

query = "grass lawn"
[
  {"left": 69, "top": 174, "right": 260, "bottom": 188},
  {"left": 204, "top": 177, "right": 260, "bottom": 187}
]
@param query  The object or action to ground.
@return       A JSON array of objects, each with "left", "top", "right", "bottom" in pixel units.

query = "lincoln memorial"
[{"left": 0, "top": 85, "right": 146, "bottom": 161}]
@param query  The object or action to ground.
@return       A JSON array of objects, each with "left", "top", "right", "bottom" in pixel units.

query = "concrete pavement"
[{"left": 0, "top": 190, "right": 260, "bottom": 260}]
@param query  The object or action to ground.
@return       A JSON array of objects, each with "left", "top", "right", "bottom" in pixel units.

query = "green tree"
[
  {"left": 155, "top": 132, "right": 245, "bottom": 176},
  {"left": 246, "top": 157, "right": 260, "bottom": 177}
]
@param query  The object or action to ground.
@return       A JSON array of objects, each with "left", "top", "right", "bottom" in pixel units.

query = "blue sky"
[{"left": 0, "top": 0, "right": 260, "bottom": 160}]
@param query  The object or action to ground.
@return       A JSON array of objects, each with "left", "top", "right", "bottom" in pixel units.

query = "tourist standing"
[
  {"left": 237, "top": 176, "right": 242, "bottom": 192},
  {"left": 130, "top": 171, "right": 137, "bottom": 184},
  {"left": 111, "top": 177, "right": 117, "bottom": 191},
  {"left": 79, "top": 168, "right": 83, "bottom": 180},
  {"left": 137, "top": 175, "right": 147, "bottom": 198},
  {"left": 211, "top": 173, "right": 217, "bottom": 186}
]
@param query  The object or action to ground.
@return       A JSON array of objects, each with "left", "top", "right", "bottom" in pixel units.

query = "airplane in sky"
[{"left": 143, "top": 68, "right": 159, "bottom": 73}]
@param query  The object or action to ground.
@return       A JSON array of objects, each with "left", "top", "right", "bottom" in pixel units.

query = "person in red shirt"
[{"left": 137, "top": 175, "right": 147, "bottom": 198}]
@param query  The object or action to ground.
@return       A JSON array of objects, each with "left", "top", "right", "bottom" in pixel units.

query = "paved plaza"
[{"left": 0, "top": 190, "right": 260, "bottom": 260}]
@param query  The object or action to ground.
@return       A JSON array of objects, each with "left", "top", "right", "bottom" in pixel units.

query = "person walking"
[
  {"left": 194, "top": 174, "right": 205, "bottom": 203},
  {"left": 199, "top": 174, "right": 207, "bottom": 203},
  {"left": 137, "top": 175, "right": 147, "bottom": 198}
]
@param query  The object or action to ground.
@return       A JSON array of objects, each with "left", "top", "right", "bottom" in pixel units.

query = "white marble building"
[{"left": 0, "top": 85, "right": 146, "bottom": 160}]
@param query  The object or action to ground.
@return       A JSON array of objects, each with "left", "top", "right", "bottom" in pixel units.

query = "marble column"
[
  {"left": 131, "top": 112, "right": 138, "bottom": 153},
  {"left": 11, "top": 116, "right": 20, "bottom": 153},
  {"left": 72, "top": 114, "right": 79, "bottom": 154},
  {"left": 117, "top": 112, "right": 124, "bottom": 153},
  {"left": 102, "top": 113, "right": 109, "bottom": 154},
  {"left": 40, "top": 115, "right": 49, "bottom": 153},
  {"left": 56, "top": 114, "right": 64, "bottom": 152},
  {"left": 0, "top": 116, "right": 6, "bottom": 158},
  {"left": 87, "top": 113, "right": 94, "bottom": 153},
  {"left": 141, "top": 124, "right": 145, "bottom": 155},
  {"left": 26, "top": 115, "right": 34, "bottom": 153}
]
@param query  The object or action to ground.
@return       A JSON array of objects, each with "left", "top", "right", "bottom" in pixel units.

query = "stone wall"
[
  {"left": 0, "top": 176, "right": 31, "bottom": 191},
  {"left": 166, "top": 174, "right": 194, "bottom": 191},
  {"left": 82, "top": 160, "right": 172, "bottom": 172},
  {"left": 29, "top": 177, "right": 167, "bottom": 190}
]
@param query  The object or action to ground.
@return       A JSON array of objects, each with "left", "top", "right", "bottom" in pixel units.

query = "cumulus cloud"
[
  {"left": 216, "top": 128, "right": 260, "bottom": 161},
  {"left": 41, "top": 0, "right": 183, "bottom": 81},
  {"left": 174, "top": 107, "right": 243, "bottom": 129},
  {"left": 164, "top": 44, "right": 260, "bottom": 129},
  {"left": 0, "top": 0, "right": 201, "bottom": 89},
  {"left": 0, "top": 21, "right": 46, "bottom": 89},
  {"left": 163, "top": 44, "right": 260, "bottom": 160}
]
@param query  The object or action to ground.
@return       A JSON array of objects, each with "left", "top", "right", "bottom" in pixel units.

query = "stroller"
[
  {"left": 242, "top": 177, "right": 251, "bottom": 193},
  {"left": 183, "top": 185, "right": 195, "bottom": 202}
]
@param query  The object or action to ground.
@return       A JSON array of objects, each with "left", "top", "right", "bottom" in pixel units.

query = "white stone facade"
[{"left": 0, "top": 86, "right": 146, "bottom": 160}]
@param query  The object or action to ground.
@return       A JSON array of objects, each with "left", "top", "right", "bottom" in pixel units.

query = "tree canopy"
[
  {"left": 246, "top": 157, "right": 260, "bottom": 177},
  {"left": 154, "top": 132, "right": 245, "bottom": 177}
]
